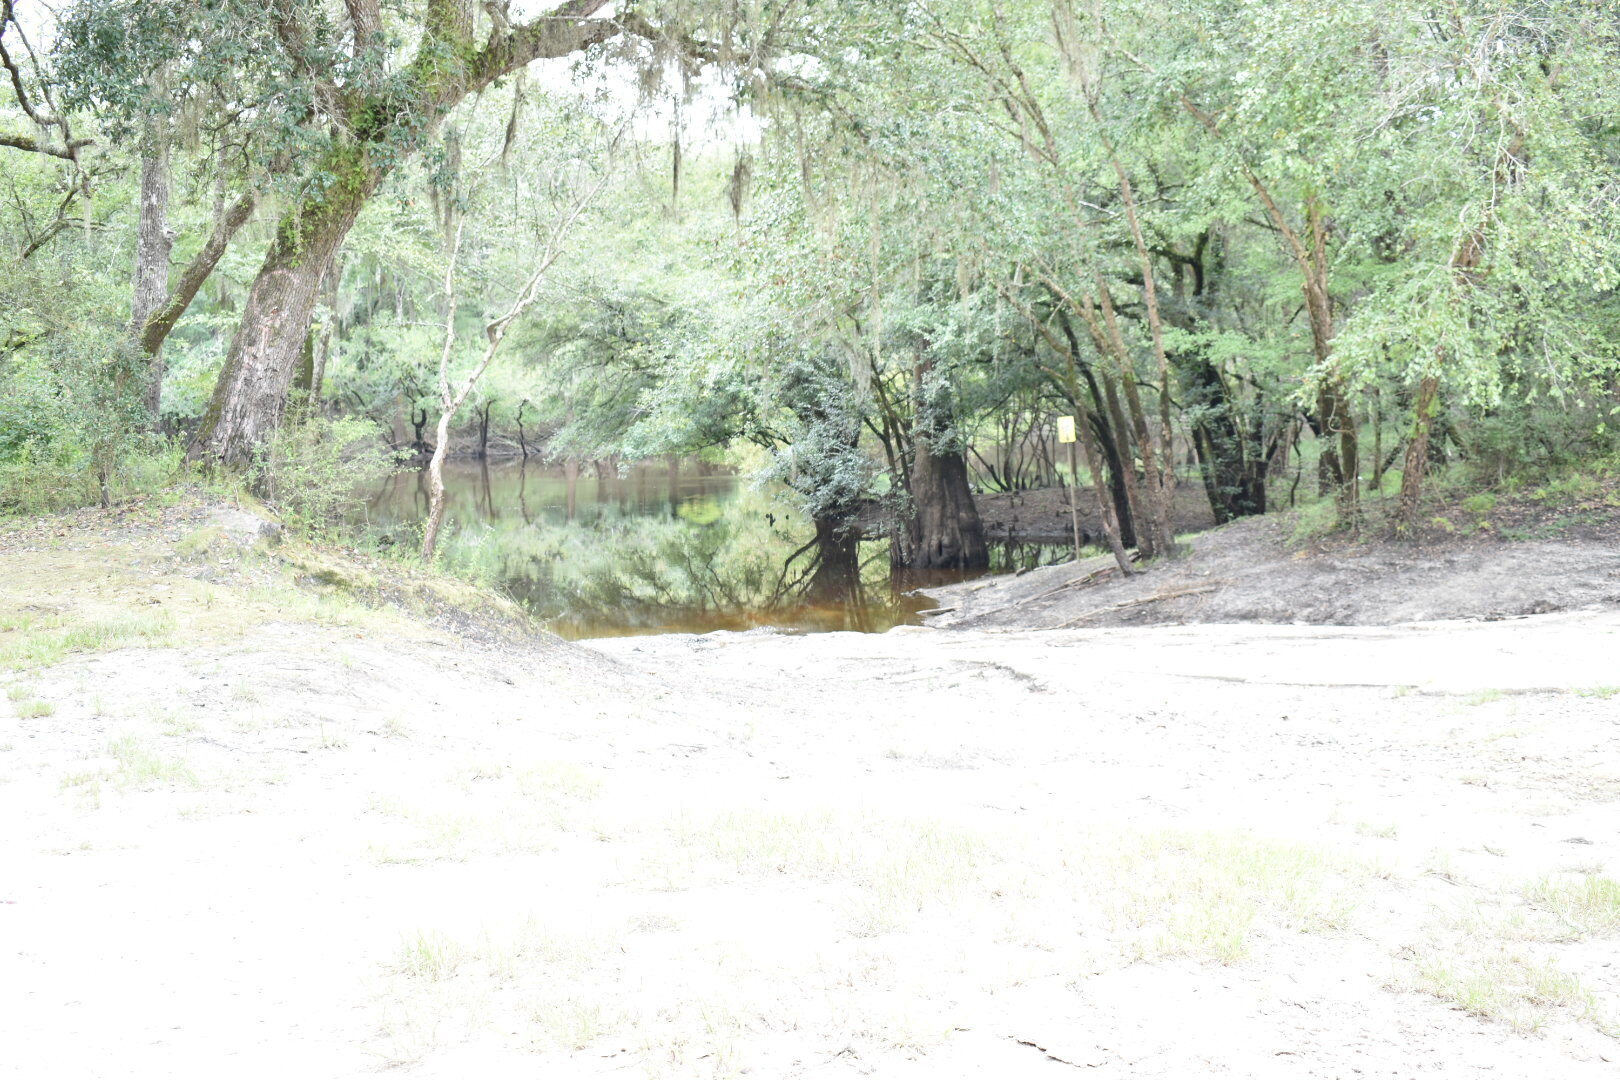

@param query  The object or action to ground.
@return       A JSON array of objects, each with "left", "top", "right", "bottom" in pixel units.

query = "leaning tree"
[{"left": 54, "top": 0, "right": 774, "bottom": 466}]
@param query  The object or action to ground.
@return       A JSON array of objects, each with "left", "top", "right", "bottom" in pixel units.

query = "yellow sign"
[{"left": 1056, "top": 415, "right": 1077, "bottom": 444}]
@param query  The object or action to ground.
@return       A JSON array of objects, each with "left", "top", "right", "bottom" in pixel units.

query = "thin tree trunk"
[
  {"left": 138, "top": 190, "right": 257, "bottom": 358},
  {"left": 420, "top": 406, "right": 456, "bottom": 560},
  {"left": 1396, "top": 375, "right": 1440, "bottom": 532},
  {"left": 1304, "top": 200, "right": 1359, "bottom": 526},
  {"left": 422, "top": 162, "right": 609, "bottom": 560},
  {"left": 1090, "top": 99, "right": 1179, "bottom": 541},
  {"left": 1053, "top": 306, "right": 1136, "bottom": 547},
  {"left": 1062, "top": 354, "right": 1133, "bottom": 574},
  {"left": 1078, "top": 284, "right": 1160, "bottom": 555},
  {"left": 132, "top": 126, "right": 172, "bottom": 423},
  {"left": 420, "top": 220, "right": 464, "bottom": 563},
  {"left": 1368, "top": 388, "right": 1384, "bottom": 494},
  {"left": 1097, "top": 370, "right": 1140, "bottom": 548},
  {"left": 1096, "top": 283, "right": 1173, "bottom": 557},
  {"left": 1395, "top": 212, "right": 1490, "bottom": 531}
]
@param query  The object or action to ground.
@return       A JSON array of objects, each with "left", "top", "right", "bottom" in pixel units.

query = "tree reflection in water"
[{"left": 363, "top": 458, "right": 1065, "bottom": 638}]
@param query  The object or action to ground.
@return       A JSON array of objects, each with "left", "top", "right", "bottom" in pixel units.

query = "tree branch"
[
  {"left": 0, "top": 131, "right": 88, "bottom": 160},
  {"left": 139, "top": 191, "right": 258, "bottom": 355}
]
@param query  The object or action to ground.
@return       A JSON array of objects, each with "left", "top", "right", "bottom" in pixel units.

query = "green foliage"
[
  {"left": 8, "top": 0, "right": 1620, "bottom": 542},
  {"left": 0, "top": 264, "right": 176, "bottom": 512},
  {"left": 1459, "top": 493, "right": 1497, "bottom": 523},
  {"left": 249, "top": 417, "right": 401, "bottom": 536}
]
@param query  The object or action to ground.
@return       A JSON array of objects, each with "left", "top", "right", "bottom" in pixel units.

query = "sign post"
[{"left": 1056, "top": 416, "right": 1083, "bottom": 562}]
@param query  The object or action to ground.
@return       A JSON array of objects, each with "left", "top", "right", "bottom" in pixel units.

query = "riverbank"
[
  {"left": 2, "top": 498, "right": 1618, "bottom": 1077},
  {"left": 925, "top": 476, "right": 1620, "bottom": 630}
]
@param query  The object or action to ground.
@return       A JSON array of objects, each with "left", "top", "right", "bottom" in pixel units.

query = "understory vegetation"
[{"left": 2, "top": 0, "right": 1618, "bottom": 590}]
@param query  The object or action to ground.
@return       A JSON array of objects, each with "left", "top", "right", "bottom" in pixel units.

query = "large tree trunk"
[
  {"left": 907, "top": 441, "right": 989, "bottom": 570},
  {"left": 132, "top": 131, "right": 172, "bottom": 423},
  {"left": 188, "top": 174, "right": 376, "bottom": 466}
]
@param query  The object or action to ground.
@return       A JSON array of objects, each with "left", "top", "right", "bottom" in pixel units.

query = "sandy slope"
[
  {"left": 2, "top": 510, "right": 1619, "bottom": 1077},
  {"left": 924, "top": 513, "right": 1620, "bottom": 630}
]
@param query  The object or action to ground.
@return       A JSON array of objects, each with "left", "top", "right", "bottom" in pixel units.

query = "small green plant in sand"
[
  {"left": 8, "top": 683, "right": 53, "bottom": 717},
  {"left": 395, "top": 930, "right": 464, "bottom": 981},
  {"left": 1523, "top": 873, "right": 1620, "bottom": 937},
  {"left": 528, "top": 998, "right": 623, "bottom": 1052},
  {"left": 1089, "top": 829, "right": 1365, "bottom": 964},
  {"left": 59, "top": 734, "right": 197, "bottom": 793},
  {"left": 107, "top": 734, "right": 197, "bottom": 790},
  {"left": 0, "top": 610, "right": 174, "bottom": 670},
  {"left": 1572, "top": 685, "right": 1620, "bottom": 700},
  {"left": 1459, "top": 493, "right": 1497, "bottom": 531},
  {"left": 154, "top": 709, "right": 199, "bottom": 736},
  {"left": 0, "top": 610, "right": 60, "bottom": 633},
  {"left": 1406, "top": 947, "right": 1597, "bottom": 1033},
  {"left": 365, "top": 759, "right": 606, "bottom": 863},
  {"left": 665, "top": 809, "right": 990, "bottom": 936}
]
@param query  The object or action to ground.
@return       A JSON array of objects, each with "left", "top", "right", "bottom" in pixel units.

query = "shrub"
[
  {"left": 250, "top": 417, "right": 403, "bottom": 536},
  {"left": 0, "top": 323, "right": 174, "bottom": 513}
]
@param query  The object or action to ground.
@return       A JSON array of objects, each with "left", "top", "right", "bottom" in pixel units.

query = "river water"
[{"left": 362, "top": 458, "right": 1063, "bottom": 638}]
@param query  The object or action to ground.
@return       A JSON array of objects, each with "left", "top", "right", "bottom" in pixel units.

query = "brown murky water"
[{"left": 363, "top": 458, "right": 1066, "bottom": 638}]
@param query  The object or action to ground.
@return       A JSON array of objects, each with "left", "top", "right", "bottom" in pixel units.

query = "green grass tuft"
[
  {"left": 1523, "top": 874, "right": 1620, "bottom": 937},
  {"left": 1, "top": 611, "right": 175, "bottom": 670}
]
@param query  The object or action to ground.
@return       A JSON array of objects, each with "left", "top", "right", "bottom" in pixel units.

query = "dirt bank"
[
  {"left": 925, "top": 489, "right": 1620, "bottom": 631},
  {"left": 2, "top": 500, "right": 1618, "bottom": 1078}
]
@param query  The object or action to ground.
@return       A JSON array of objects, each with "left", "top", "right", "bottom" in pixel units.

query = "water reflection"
[{"left": 362, "top": 458, "right": 1067, "bottom": 638}]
